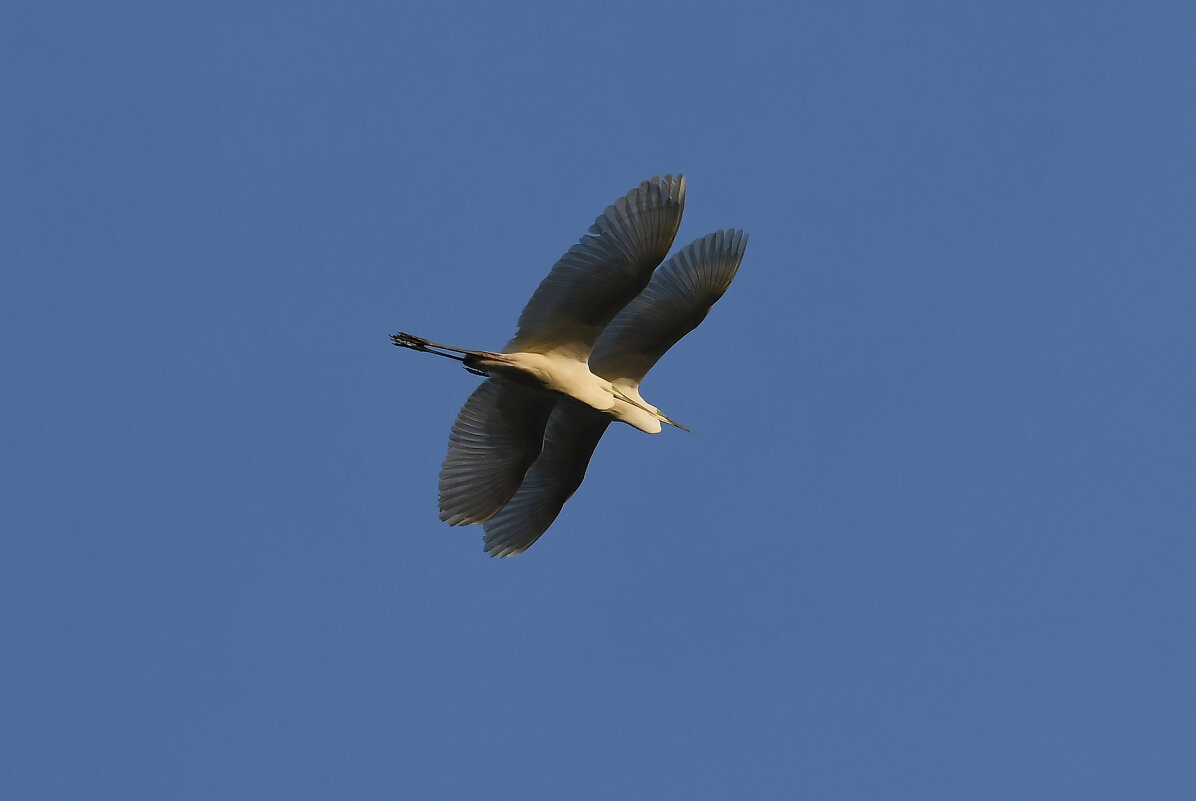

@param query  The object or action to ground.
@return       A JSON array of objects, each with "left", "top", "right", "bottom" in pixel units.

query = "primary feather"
[
  {"left": 590, "top": 229, "right": 748, "bottom": 390},
  {"left": 439, "top": 378, "right": 555, "bottom": 526},
  {"left": 505, "top": 175, "right": 686, "bottom": 362}
]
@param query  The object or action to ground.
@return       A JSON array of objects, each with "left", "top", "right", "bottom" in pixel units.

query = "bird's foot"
[{"left": 392, "top": 332, "right": 431, "bottom": 351}]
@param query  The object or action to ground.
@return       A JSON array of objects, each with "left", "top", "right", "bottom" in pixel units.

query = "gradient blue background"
[{"left": 3, "top": 2, "right": 1194, "bottom": 798}]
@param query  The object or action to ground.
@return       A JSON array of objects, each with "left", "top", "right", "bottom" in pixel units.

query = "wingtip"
[
  {"left": 711, "top": 228, "right": 749, "bottom": 256},
  {"left": 649, "top": 173, "right": 686, "bottom": 206},
  {"left": 485, "top": 541, "right": 526, "bottom": 558}
]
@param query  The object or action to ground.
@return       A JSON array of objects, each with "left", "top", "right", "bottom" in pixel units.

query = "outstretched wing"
[
  {"left": 439, "top": 378, "right": 556, "bottom": 526},
  {"left": 588, "top": 229, "right": 748, "bottom": 388},
  {"left": 504, "top": 175, "right": 686, "bottom": 362},
  {"left": 482, "top": 401, "right": 611, "bottom": 557}
]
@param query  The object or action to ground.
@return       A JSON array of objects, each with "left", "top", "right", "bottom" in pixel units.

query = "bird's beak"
[{"left": 659, "top": 412, "right": 694, "bottom": 434}]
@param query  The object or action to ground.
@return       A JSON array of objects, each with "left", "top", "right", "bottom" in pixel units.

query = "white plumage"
[{"left": 393, "top": 175, "right": 748, "bottom": 556}]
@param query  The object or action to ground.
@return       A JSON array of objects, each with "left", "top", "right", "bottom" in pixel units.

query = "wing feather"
[
  {"left": 438, "top": 378, "right": 556, "bottom": 526},
  {"left": 504, "top": 175, "right": 686, "bottom": 362},
  {"left": 588, "top": 229, "right": 748, "bottom": 388},
  {"left": 482, "top": 402, "right": 610, "bottom": 556}
]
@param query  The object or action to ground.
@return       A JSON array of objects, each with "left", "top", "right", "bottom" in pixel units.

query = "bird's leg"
[
  {"left": 391, "top": 332, "right": 469, "bottom": 360},
  {"left": 391, "top": 332, "right": 514, "bottom": 377}
]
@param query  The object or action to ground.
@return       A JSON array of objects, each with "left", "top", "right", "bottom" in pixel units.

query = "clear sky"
[{"left": 3, "top": 2, "right": 1194, "bottom": 799}]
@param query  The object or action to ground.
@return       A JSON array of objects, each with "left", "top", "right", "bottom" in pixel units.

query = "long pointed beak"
[
  {"left": 609, "top": 385, "right": 695, "bottom": 434},
  {"left": 660, "top": 414, "right": 695, "bottom": 434}
]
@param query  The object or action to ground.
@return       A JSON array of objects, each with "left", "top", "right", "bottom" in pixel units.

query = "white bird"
[{"left": 393, "top": 174, "right": 747, "bottom": 556}]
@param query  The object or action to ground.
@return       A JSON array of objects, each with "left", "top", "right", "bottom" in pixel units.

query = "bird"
[{"left": 393, "top": 174, "right": 747, "bottom": 556}]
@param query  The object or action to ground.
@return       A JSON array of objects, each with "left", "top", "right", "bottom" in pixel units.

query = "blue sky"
[{"left": 3, "top": 2, "right": 1194, "bottom": 798}]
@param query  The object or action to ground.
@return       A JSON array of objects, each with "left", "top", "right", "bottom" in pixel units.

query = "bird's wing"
[
  {"left": 439, "top": 378, "right": 556, "bottom": 526},
  {"left": 504, "top": 175, "right": 686, "bottom": 362},
  {"left": 482, "top": 401, "right": 611, "bottom": 556},
  {"left": 588, "top": 229, "right": 748, "bottom": 389}
]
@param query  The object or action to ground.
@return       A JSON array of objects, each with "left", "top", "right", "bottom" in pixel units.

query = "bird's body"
[
  {"left": 394, "top": 335, "right": 667, "bottom": 433},
  {"left": 393, "top": 174, "right": 747, "bottom": 555},
  {"left": 491, "top": 351, "right": 667, "bottom": 433},
  {"left": 473, "top": 351, "right": 620, "bottom": 417}
]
